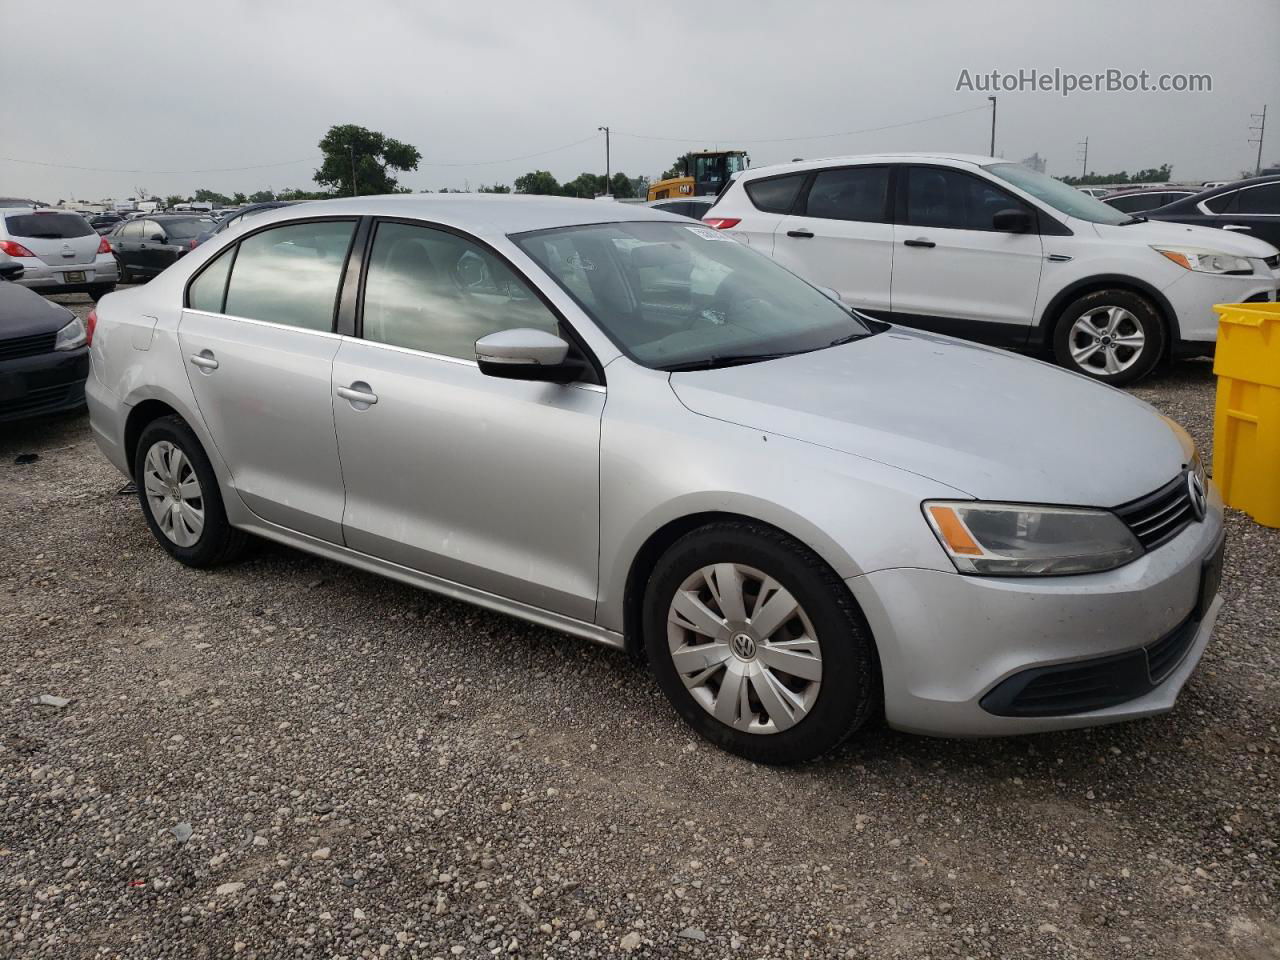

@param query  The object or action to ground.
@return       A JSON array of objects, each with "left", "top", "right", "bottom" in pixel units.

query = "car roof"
[
  {"left": 735, "top": 152, "right": 1000, "bottom": 180},
  {"left": 244, "top": 193, "right": 685, "bottom": 239}
]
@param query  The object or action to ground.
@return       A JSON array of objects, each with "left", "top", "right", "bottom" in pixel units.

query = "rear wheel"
[
  {"left": 134, "top": 416, "right": 248, "bottom": 567},
  {"left": 1052, "top": 288, "right": 1165, "bottom": 386},
  {"left": 643, "top": 521, "right": 879, "bottom": 764},
  {"left": 115, "top": 258, "right": 131, "bottom": 284}
]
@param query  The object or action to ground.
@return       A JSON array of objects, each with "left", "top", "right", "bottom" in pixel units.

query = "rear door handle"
[
  {"left": 1222, "top": 224, "right": 1251, "bottom": 231},
  {"left": 188, "top": 351, "right": 218, "bottom": 371},
  {"left": 903, "top": 238, "right": 936, "bottom": 248},
  {"left": 336, "top": 383, "right": 378, "bottom": 407},
  {"left": 786, "top": 229, "right": 814, "bottom": 238}
]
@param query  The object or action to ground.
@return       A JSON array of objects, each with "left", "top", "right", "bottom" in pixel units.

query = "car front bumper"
[
  {"left": 1164, "top": 259, "right": 1280, "bottom": 348},
  {"left": 848, "top": 485, "right": 1225, "bottom": 737},
  {"left": 0, "top": 347, "right": 90, "bottom": 423},
  {"left": 14, "top": 254, "right": 118, "bottom": 292}
]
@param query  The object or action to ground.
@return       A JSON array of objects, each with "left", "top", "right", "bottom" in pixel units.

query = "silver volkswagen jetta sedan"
[{"left": 85, "top": 195, "right": 1225, "bottom": 764}]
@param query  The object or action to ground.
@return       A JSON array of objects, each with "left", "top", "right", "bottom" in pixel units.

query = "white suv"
[{"left": 705, "top": 154, "right": 1280, "bottom": 384}]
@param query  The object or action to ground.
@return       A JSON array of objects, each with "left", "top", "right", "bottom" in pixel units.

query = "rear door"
[
  {"left": 890, "top": 165, "right": 1043, "bottom": 347},
  {"left": 3, "top": 211, "right": 99, "bottom": 269},
  {"left": 772, "top": 165, "right": 893, "bottom": 312},
  {"left": 178, "top": 217, "right": 358, "bottom": 542}
]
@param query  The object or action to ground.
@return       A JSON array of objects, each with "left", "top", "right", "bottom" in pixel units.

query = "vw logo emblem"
[
  {"left": 730, "top": 632, "right": 757, "bottom": 660},
  {"left": 1187, "top": 469, "right": 1207, "bottom": 522}
]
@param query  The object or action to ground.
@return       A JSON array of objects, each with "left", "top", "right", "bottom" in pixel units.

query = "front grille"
[
  {"left": 1114, "top": 474, "right": 1195, "bottom": 551},
  {"left": 0, "top": 332, "right": 56, "bottom": 361}
]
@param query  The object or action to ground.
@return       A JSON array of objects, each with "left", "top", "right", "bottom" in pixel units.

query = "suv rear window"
[
  {"left": 744, "top": 174, "right": 806, "bottom": 214},
  {"left": 5, "top": 213, "right": 94, "bottom": 239}
]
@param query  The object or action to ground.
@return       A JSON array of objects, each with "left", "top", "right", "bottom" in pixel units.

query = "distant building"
[{"left": 1019, "top": 153, "right": 1047, "bottom": 173}]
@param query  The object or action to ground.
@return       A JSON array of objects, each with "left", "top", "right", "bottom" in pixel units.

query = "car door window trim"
[{"left": 898, "top": 163, "right": 1043, "bottom": 235}]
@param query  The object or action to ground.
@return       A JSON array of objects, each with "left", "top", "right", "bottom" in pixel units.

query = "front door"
[
  {"left": 331, "top": 220, "right": 603, "bottom": 621},
  {"left": 890, "top": 165, "right": 1044, "bottom": 348},
  {"left": 178, "top": 218, "right": 358, "bottom": 542}
]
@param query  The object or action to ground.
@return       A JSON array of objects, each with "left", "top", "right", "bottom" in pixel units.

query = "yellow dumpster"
[{"left": 1212, "top": 302, "right": 1280, "bottom": 527}]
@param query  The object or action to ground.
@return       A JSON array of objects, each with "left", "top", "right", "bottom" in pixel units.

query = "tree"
[
  {"left": 232, "top": 192, "right": 247, "bottom": 204},
  {"left": 315, "top": 123, "right": 421, "bottom": 197},
  {"left": 560, "top": 172, "right": 606, "bottom": 198},
  {"left": 248, "top": 190, "right": 275, "bottom": 203},
  {"left": 477, "top": 183, "right": 511, "bottom": 193},
  {"left": 608, "top": 172, "right": 636, "bottom": 199},
  {"left": 165, "top": 194, "right": 186, "bottom": 209},
  {"left": 274, "top": 186, "right": 332, "bottom": 201},
  {"left": 514, "top": 170, "right": 561, "bottom": 195},
  {"left": 194, "top": 188, "right": 231, "bottom": 205},
  {"left": 661, "top": 153, "right": 692, "bottom": 180},
  {"left": 1060, "top": 164, "right": 1173, "bottom": 186}
]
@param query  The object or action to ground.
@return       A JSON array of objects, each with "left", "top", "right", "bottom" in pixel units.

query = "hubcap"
[
  {"left": 667, "top": 563, "right": 822, "bottom": 735},
  {"left": 142, "top": 440, "right": 204, "bottom": 547},
  {"left": 1068, "top": 306, "right": 1145, "bottom": 376}
]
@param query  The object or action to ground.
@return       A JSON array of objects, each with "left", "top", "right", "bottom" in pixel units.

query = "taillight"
[
  {"left": 85, "top": 309, "right": 98, "bottom": 347},
  {"left": 703, "top": 217, "right": 741, "bottom": 230},
  {"left": 0, "top": 239, "right": 36, "bottom": 257},
  {"left": 97, "top": 235, "right": 112, "bottom": 255}
]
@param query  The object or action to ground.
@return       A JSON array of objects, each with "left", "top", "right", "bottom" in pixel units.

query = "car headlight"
[
  {"left": 1152, "top": 245, "right": 1253, "bottom": 276},
  {"left": 924, "top": 501, "right": 1142, "bottom": 576},
  {"left": 53, "top": 317, "right": 87, "bottom": 351}
]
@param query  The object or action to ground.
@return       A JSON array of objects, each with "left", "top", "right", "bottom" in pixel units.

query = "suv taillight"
[
  {"left": 85, "top": 309, "right": 98, "bottom": 347},
  {"left": 703, "top": 217, "right": 741, "bottom": 230},
  {"left": 97, "top": 235, "right": 112, "bottom": 255},
  {"left": 0, "top": 239, "right": 36, "bottom": 257}
]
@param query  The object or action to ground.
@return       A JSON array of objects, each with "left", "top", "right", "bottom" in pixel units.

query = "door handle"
[
  {"left": 903, "top": 238, "right": 936, "bottom": 248},
  {"left": 188, "top": 351, "right": 219, "bottom": 371},
  {"left": 785, "top": 229, "right": 814, "bottom": 238},
  {"left": 1222, "top": 224, "right": 1251, "bottom": 231},
  {"left": 336, "top": 383, "right": 378, "bottom": 406}
]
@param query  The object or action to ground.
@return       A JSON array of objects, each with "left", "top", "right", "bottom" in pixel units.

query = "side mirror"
[
  {"left": 0, "top": 262, "right": 23, "bottom": 282},
  {"left": 148, "top": 233, "right": 165, "bottom": 243},
  {"left": 992, "top": 208, "right": 1033, "bottom": 233},
  {"left": 476, "top": 328, "right": 579, "bottom": 383}
]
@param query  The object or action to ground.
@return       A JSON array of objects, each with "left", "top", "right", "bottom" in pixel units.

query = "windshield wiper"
[
  {"left": 1119, "top": 215, "right": 1148, "bottom": 225},
  {"left": 826, "top": 331, "right": 871, "bottom": 347},
  {"left": 661, "top": 350, "right": 810, "bottom": 372}
]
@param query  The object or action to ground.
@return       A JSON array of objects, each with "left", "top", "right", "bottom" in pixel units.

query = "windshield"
[
  {"left": 513, "top": 221, "right": 872, "bottom": 370},
  {"left": 6, "top": 212, "right": 94, "bottom": 239},
  {"left": 983, "top": 162, "right": 1130, "bottom": 225},
  {"left": 161, "top": 218, "right": 213, "bottom": 239}
]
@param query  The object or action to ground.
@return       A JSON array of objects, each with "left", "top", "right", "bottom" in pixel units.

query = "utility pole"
[
  {"left": 598, "top": 126, "right": 610, "bottom": 197},
  {"left": 988, "top": 96, "right": 997, "bottom": 157},
  {"left": 1250, "top": 105, "right": 1267, "bottom": 176},
  {"left": 349, "top": 144, "right": 359, "bottom": 197},
  {"left": 1077, "top": 137, "right": 1089, "bottom": 179}
]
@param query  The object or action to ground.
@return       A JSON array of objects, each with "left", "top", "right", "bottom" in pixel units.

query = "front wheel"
[
  {"left": 1052, "top": 289, "right": 1165, "bottom": 386},
  {"left": 643, "top": 521, "right": 879, "bottom": 765}
]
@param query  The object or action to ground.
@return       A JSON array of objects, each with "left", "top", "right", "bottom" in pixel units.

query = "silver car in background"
[
  {"left": 0, "top": 207, "right": 118, "bottom": 300},
  {"left": 84, "top": 195, "right": 1225, "bottom": 763}
]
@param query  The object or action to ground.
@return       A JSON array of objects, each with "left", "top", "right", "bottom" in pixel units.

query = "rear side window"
[
  {"left": 5, "top": 212, "right": 94, "bottom": 239},
  {"left": 904, "top": 167, "right": 1029, "bottom": 232},
  {"left": 1235, "top": 183, "right": 1280, "bottom": 214},
  {"left": 1204, "top": 191, "right": 1237, "bottom": 214},
  {"left": 744, "top": 174, "right": 806, "bottom": 214},
  {"left": 802, "top": 167, "right": 889, "bottom": 222},
  {"left": 223, "top": 220, "right": 356, "bottom": 331},
  {"left": 187, "top": 247, "right": 234, "bottom": 313}
]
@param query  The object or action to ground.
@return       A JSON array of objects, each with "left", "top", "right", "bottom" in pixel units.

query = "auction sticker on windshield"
[{"left": 685, "top": 226, "right": 735, "bottom": 242}]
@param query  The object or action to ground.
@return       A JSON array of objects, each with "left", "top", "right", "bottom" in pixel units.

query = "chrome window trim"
[{"left": 182, "top": 308, "right": 344, "bottom": 339}]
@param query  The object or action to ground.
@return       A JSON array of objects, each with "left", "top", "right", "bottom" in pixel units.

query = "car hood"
[
  {"left": 1091, "top": 216, "right": 1280, "bottom": 258},
  {"left": 0, "top": 281, "right": 75, "bottom": 338},
  {"left": 669, "top": 328, "right": 1187, "bottom": 506}
]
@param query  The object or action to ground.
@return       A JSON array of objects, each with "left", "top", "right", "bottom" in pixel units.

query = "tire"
[
  {"left": 89, "top": 284, "right": 115, "bottom": 302},
  {"left": 133, "top": 415, "right": 248, "bottom": 567},
  {"left": 115, "top": 258, "right": 131, "bottom": 284},
  {"left": 643, "top": 520, "right": 879, "bottom": 765},
  {"left": 1052, "top": 288, "right": 1165, "bottom": 386}
]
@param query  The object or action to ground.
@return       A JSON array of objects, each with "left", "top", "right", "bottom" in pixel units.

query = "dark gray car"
[{"left": 0, "top": 266, "right": 90, "bottom": 421}]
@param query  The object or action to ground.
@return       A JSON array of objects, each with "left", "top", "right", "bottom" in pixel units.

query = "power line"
[
  {"left": 0, "top": 155, "right": 321, "bottom": 175},
  {"left": 611, "top": 104, "right": 991, "bottom": 145},
  {"left": 417, "top": 134, "right": 601, "bottom": 167}
]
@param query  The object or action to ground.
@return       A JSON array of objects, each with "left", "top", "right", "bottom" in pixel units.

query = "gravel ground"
[{"left": 1, "top": 293, "right": 1277, "bottom": 959}]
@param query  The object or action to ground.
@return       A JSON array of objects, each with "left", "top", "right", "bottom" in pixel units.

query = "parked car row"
[
  {"left": 701, "top": 154, "right": 1280, "bottom": 385},
  {"left": 81, "top": 195, "right": 1227, "bottom": 763}
]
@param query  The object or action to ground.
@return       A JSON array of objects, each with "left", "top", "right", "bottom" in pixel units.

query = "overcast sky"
[{"left": 4, "top": 0, "right": 1278, "bottom": 203}]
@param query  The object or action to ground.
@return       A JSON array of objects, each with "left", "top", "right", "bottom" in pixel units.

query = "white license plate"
[{"left": 63, "top": 271, "right": 86, "bottom": 283}]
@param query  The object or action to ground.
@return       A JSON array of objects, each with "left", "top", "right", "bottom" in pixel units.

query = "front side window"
[
  {"left": 1235, "top": 183, "right": 1280, "bottom": 214},
  {"left": 361, "top": 221, "right": 560, "bottom": 360},
  {"left": 223, "top": 220, "right": 356, "bottom": 331},
  {"left": 904, "top": 167, "right": 1029, "bottom": 232},
  {"left": 744, "top": 174, "right": 806, "bottom": 214},
  {"left": 141, "top": 220, "right": 165, "bottom": 240},
  {"left": 120, "top": 221, "right": 143, "bottom": 239},
  {"left": 514, "top": 220, "right": 872, "bottom": 370},
  {"left": 803, "top": 167, "right": 889, "bottom": 222},
  {"left": 983, "top": 161, "right": 1129, "bottom": 225}
]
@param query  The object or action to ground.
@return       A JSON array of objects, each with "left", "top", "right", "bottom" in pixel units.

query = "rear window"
[
  {"left": 744, "top": 174, "right": 806, "bottom": 214},
  {"left": 5, "top": 212, "right": 94, "bottom": 239}
]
